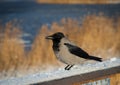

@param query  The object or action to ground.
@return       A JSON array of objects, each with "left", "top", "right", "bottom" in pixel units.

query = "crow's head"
[{"left": 46, "top": 32, "right": 65, "bottom": 41}]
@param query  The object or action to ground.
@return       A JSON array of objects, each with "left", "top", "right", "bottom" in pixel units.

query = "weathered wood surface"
[
  {"left": 37, "top": 66, "right": 120, "bottom": 85},
  {"left": 73, "top": 73, "right": 120, "bottom": 85}
]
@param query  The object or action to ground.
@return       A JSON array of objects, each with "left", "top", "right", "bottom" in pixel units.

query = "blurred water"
[{"left": 0, "top": 2, "right": 120, "bottom": 50}]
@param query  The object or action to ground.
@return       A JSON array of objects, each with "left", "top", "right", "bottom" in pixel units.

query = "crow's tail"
[{"left": 89, "top": 56, "right": 102, "bottom": 62}]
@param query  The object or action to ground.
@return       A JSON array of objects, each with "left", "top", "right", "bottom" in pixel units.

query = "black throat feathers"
[{"left": 52, "top": 39, "right": 61, "bottom": 52}]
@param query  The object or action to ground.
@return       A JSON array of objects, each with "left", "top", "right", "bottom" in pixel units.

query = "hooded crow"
[{"left": 46, "top": 32, "right": 102, "bottom": 70}]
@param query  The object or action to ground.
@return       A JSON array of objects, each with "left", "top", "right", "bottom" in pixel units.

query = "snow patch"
[
  {"left": 0, "top": 58, "right": 120, "bottom": 85},
  {"left": 110, "top": 57, "right": 117, "bottom": 61}
]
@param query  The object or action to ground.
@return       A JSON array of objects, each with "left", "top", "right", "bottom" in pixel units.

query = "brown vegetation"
[
  {"left": 0, "top": 15, "right": 120, "bottom": 77},
  {"left": 37, "top": 0, "right": 120, "bottom": 4}
]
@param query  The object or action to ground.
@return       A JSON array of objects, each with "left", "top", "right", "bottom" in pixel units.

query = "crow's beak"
[{"left": 45, "top": 35, "right": 53, "bottom": 40}]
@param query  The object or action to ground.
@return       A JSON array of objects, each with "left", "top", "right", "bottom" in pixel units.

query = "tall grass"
[
  {"left": 0, "top": 15, "right": 120, "bottom": 78},
  {"left": 0, "top": 21, "right": 26, "bottom": 72},
  {"left": 37, "top": 0, "right": 120, "bottom": 4}
]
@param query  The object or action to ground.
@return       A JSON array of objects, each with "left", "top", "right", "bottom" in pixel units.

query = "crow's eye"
[{"left": 57, "top": 36, "right": 61, "bottom": 38}]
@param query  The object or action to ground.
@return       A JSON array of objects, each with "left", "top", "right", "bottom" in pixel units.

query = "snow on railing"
[{"left": 0, "top": 58, "right": 120, "bottom": 85}]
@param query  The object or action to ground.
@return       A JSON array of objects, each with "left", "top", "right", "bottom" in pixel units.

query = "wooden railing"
[
  {"left": 0, "top": 59, "right": 120, "bottom": 85},
  {"left": 74, "top": 73, "right": 120, "bottom": 85},
  {"left": 38, "top": 66, "right": 120, "bottom": 85}
]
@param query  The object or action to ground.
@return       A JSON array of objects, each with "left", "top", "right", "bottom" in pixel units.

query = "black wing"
[
  {"left": 64, "top": 43, "right": 90, "bottom": 59},
  {"left": 64, "top": 43, "right": 102, "bottom": 62}
]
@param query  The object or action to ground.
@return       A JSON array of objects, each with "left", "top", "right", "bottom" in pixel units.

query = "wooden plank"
[
  {"left": 0, "top": 59, "right": 119, "bottom": 85},
  {"left": 35, "top": 66, "right": 120, "bottom": 85},
  {"left": 110, "top": 73, "right": 120, "bottom": 85}
]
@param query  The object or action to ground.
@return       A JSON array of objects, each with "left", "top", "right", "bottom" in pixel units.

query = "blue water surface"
[{"left": 0, "top": 1, "right": 120, "bottom": 50}]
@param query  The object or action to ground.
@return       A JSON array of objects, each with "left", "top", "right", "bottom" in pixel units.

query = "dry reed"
[
  {"left": 0, "top": 15, "right": 120, "bottom": 77},
  {"left": 37, "top": 0, "right": 120, "bottom": 4}
]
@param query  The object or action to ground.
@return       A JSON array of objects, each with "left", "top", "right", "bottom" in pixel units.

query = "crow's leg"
[
  {"left": 65, "top": 65, "right": 74, "bottom": 70},
  {"left": 65, "top": 65, "right": 70, "bottom": 70}
]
